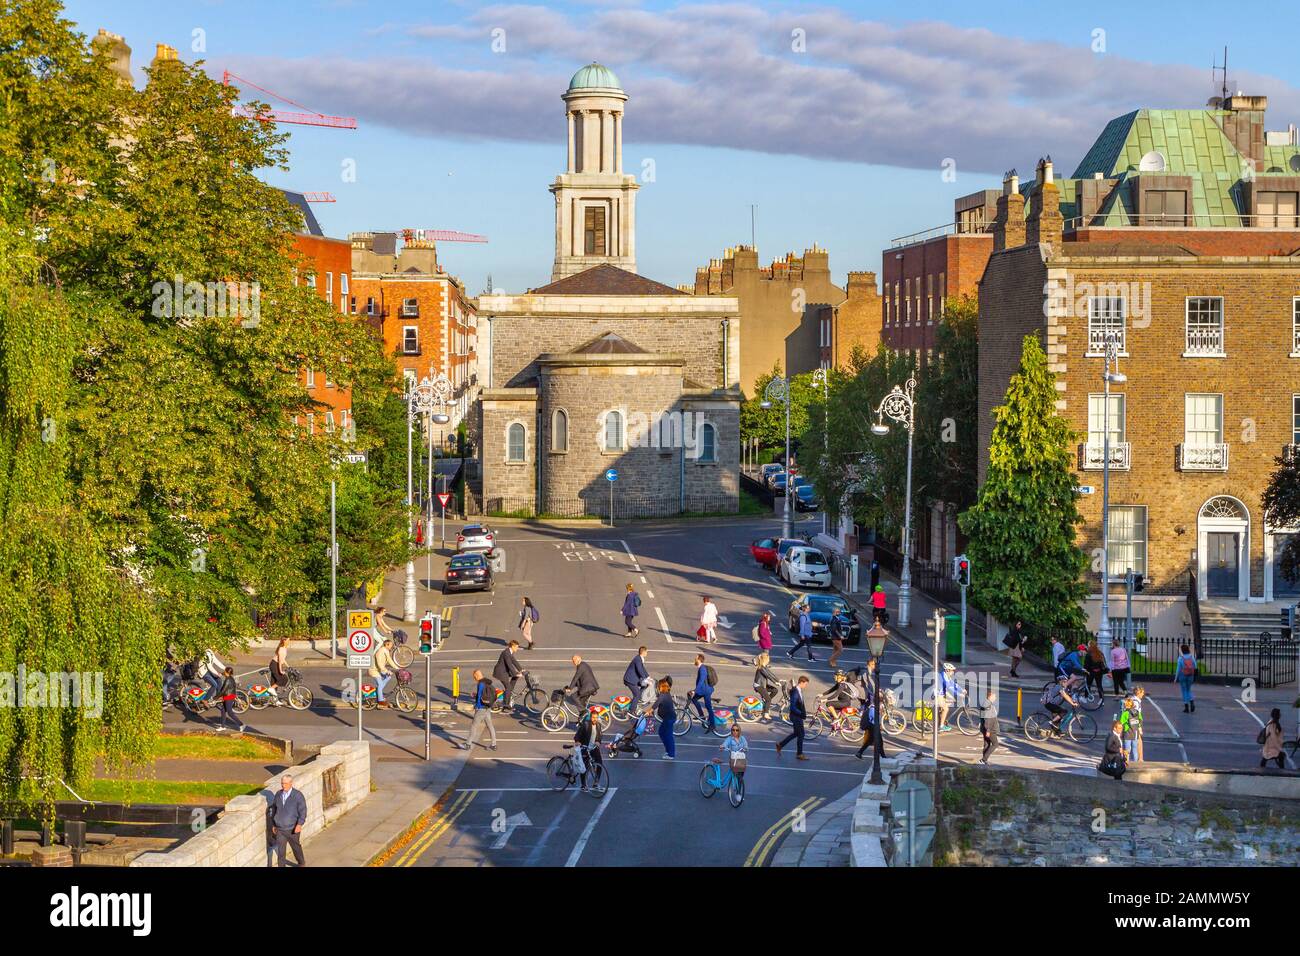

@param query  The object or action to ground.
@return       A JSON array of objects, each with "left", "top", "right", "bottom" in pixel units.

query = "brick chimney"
[
  {"left": 993, "top": 169, "right": 1025, "bottom": 252},
  {"left": 92, "top": 29, "right": 132, "bottom": 85},
  {"left": 1026, "top": 156, "right": 1064, "bottom": 249}
]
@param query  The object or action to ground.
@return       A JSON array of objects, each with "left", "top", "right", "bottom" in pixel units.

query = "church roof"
[
  {"left": 568, "top": 62, "right": 621, "bottom": 92},
  {"left": 569, "top": 331, "right": 646, "bottom": 355},
  {"left": 530, "top": 263, "right": 682, "bottom": 296}
]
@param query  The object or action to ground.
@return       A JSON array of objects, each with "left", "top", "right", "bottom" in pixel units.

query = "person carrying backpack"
[
  {"left": 621, "top": 584, "right": 641, "bottom": 639},
  {"left": 1174, "top": 643, "right": 1197, "bottom": 712},
  {"left": 689, "top": 653, "right": 718, "bottom": 732},
  {"left": 1118, "top": 696, "right": 1141, "bottom": 763},
  {"left": 1259, "top": 708, "right": 1286, "bottom": 769},
  {"left": 518, "top": 596, "right": 539, "bottom": 650}
]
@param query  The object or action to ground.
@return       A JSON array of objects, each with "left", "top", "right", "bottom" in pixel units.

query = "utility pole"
[
  {"left": 330, "top": 480, "right": 337, "bottom": 660},
  {"left": 931, "top": 609, "right": 942, "bottom": 767}
]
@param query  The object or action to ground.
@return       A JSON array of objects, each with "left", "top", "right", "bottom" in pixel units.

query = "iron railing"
[
  {"left": 472, "top": 493, "right": 741, "bottom": 520},
  {"left": 1176, "top": 442, "right": 1229, "bottom": 471},
  {"left": 1184, "top": 325, "right": 1225, "bottom": 355},
  {"left": 1078, "top": 442, "right": 1131, "bottom": 470}
]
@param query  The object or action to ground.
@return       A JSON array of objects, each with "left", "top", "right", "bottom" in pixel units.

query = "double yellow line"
[
  {"left": 392, "top": 790, "right": 477, "bottom": 867},
  {"left": 744, "top": 795, "right": 824, "bottom": 867}
]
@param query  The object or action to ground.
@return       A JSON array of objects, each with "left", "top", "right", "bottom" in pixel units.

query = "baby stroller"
[{"left": 607, "top": 713, "right": 648, "bottom": 759}]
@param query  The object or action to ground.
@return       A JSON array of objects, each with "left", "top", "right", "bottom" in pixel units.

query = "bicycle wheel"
[
  {"left": 698, "top": 765, "right": 718, "bottom": 798},
  {"left": 392, "top": 645, "right": 414, "bottom": 668},
  {"left": 589, "top": 762, "right": 609, "bottom": 796},
  {"left": 610, "top": 700, "right": 632, "bottom": 722},
  {"left": 393, "top": 686, "right": 417, "bottom": 713},
  {"left": 803, "top": 714, "right": 824, "bottom": 741},
  {"left": 523, "top": 687, "right": 547, "bottom": 715},
  {"left": 711, "top": 710, "right": 735, "bottom": 738},
  {"left": 1067, "top": 711, "right": 1098, "bottom": 743},
  {"left": 232, "top": 691, "right": 250, "bottom": 715},
  {"left": 839, "top": 713, "right": 865, "bottom": 743},
  {"left": 777, "top": 702, "right": 791, "bottom": 723},
  {"left": 362, "top": 695, "right": 378, "bottom": 711},
  {"left": 546, "top": 756, "right": 571, "bottom": 791},
  {"left": 673, "top": 710, "right": 691, "bottom": 736},
  {"left": 1080, "top": 688, "right": 1104, "bottom": 712},
  {"left": 884, "top": 710, "right": 907, "bottom": 735},
  {"left": 288, "top": 685, "right": 313, "bottom": 710},
  {"left": 1023, "top": 712, "right": 1051, "bottom": 742},
  {"left": 955, "top": 707, "right": 981, "bottom": 737},
  {"left": 728, "top": 773, "right": 745, "bottom": 808},
  {"left": 248, "top": 691, "right": 270, "bottom": 711},
  {"left": 595, "top": 710, "right": 613, "bottom": 733},
  {"left": 540, "top": 707, "right": 568, "bottom": 733}
]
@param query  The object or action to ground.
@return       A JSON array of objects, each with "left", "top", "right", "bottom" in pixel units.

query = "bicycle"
[
  {"left": 610, "top": 685, "right": 662, "bottom": 722},
  {"left": 880, "top": 689, "right": 909, "bottom": 735},
  {"left": 698, "top": 752, "right": 746, "bottom": 808},
  {"left": 355, "top": 669, "right": 418, "bottom": 713},
  {"left": 492, "top": 670, "right": 547, "bottom": 715},
  {"left": 923, "top": 695, "right": 979, "bottom": 736},
  {"left": 1023, "top": 707, "right": 1098, "bottom": 743},
  {"left": 1042, "top": 675, "right": 1103, "bottom": 712},
  {"left": 685, "top": 695, "right": 736, "bottom": 737},
  {"left": 546, "top": 744, "right": 609, "bottom": 795},
  {"left": 541, "top": 691, "right": 614, "bottom": 733},
  {"left": 182, "top": 680, "right": 250, "bottom": 716},
  {"left": 246, "top": 667, "right": 313, "bottom": 711},
  {"left": 778, "top": 696, "right": 861, "bottom": 741}
]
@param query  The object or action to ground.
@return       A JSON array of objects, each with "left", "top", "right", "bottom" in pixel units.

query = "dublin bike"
[{"left": 546, "top": 744, "right": 609, "bottom": 795}]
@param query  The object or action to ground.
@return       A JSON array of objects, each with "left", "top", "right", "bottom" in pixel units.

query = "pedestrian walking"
[
  {"left": 827, "top": 607, "right": 846, "bottom": 670},
  {"left": 1099, "top": 721, "right": 1127, "bottom": 780},
  {"left": 1109, "top": 641, "right": 1131, "bottom": 694},
  {"left": 870, "top": 585, "right": 887, "bottom": 627},
  {"left": 977, "top": 690, "right": 999, "bottom": 764},
  {"left": 518, "top": 597, "right": 538, "bottom": 649},
  {"left": 621, "top": 583, "right": 642, "bottom": 638},
  {"left": 775, "top": 676, "right": 810, "bottom": 761},
  {"left": 752, "top": 610, "right": 774, "bottom": 664},
  {"left": 368, "top": 639, "right": 396, "bottom": 708},
  {"left": 1132, "top": 686, "right": 1146, "bottom": 761},
  {"left": 623, "top": 646, "right": 651, "bottom": 710},
  {"left": 752, "top": 652, "right": 780, "bottom": 720},
  {"left": 1119, "top": 696, "right": 1141, "bottom": 763},
  {"left": 1259, "top": 708, "right": 1286, "bottom": 769},
  {"left": 655, "top": 680, "right": 677, "bottom": 760},
  {"left": 268, "top": 774, "right": 308, "bottom": 867},
  {"left": 567, "top": 654, "right": 599, "bottom": 713},
  {"left": 492, "top": 640, "right": 523, "bottom": 710},
  {"left": 217, "top": 666, "right": 244, "bottom": 733},
  {"left": 697, "top": 595, "right": 719, "bottom": 643},
  {"left": 1005, "top": 620, "right": 1025, "bottom": 677},
  {"left": 1174, "top": 643, "right": 1197, "bottom": 712},
  {"left": 458, "top": 670, "right": 499, "bottom": 751},
  {"left": 1084, "top": 639, "right": 1108, "bottom": 701},
  {"left": 787, "top": 600, "right": 817, "bottom": 661},
  {"left": 853, "top": 666, "right": 889, "bottom": 761},
  {"left": 689, "top": 653, "right": 718, "bottom": 732},
  {"left": 1050, "top": 636, "right": 1065, "bottom": 670}
]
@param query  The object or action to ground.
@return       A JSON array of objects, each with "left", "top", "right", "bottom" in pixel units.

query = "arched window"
[
  {"left": 551, "top": 409, "right": 568, "bottom": 452},
  {"left": 604, "top": 410, "right": 624, "bottom": 451},
  {"left": 698, "top": 422, "right": 717, "bottom": 462},
  {"left": 507, "top": 423, "right": 526, "bottom": 462}
]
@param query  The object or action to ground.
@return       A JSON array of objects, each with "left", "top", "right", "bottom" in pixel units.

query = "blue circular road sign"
[{"left": 605, "top": 469, "right": 619, "bottom": 482}]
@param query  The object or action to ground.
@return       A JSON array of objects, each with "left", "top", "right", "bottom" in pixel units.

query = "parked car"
[
  {"left": 766, "top": 469, "right": 786, "bottom": 491},
  {"left": 456, "top": 524, "right": 495, "bottom": 552},
  {"left": 786, "top": 594, "right": 861, "bottom": 645},
  {"left": 774, "top": 538, "right": 805, "bottom": 566},
  {"left": 778, "top": 545, "right": 832, "bottom": 588},
  {"left": 444, "top": 551, "right": 494, "bottom": 592},
  {"left": 793, "top": 482, "right": 819, "bottom": 511},
  {"left": 771, "top": 473, "right": 788, "bottom": 494},
  {"left": 751, "top": 537, "right": 802, "bottom": 569},
  {"left": 759, "top": 463, "right": 783, "bottom": 485}
]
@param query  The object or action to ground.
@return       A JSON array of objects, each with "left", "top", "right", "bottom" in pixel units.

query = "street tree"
[{"left": 1262, "top": 452, "right": 1300, "bottom": 587}]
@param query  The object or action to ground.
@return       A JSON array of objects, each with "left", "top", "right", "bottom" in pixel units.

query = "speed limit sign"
[{"left": 348, "top": 629, "right": 374, "bottom": 655}]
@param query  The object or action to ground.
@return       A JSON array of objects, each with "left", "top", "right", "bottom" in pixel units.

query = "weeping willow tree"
[{"left": 0, "top": 263, "right": 162, "bottom": 810}]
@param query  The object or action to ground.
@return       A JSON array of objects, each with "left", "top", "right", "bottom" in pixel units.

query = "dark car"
[
  {"left": 771, "top": 473, "right": 788, "bottom": 494},
  {"left": 793, "top": 482, "right": 818, "bottom": 511},
  {"left": 444, "top": 552, "right": 494, "bottom": 593},
  {"left": 786, "top": 594, "right": 861, "bottom": 645}
]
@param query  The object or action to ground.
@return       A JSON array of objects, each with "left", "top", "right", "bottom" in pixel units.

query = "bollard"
[
  {"left": 451, "top": 666, "right": 460, "bottom": 700},
  {"left": 63, "top": 820, "right": 86, "bottom": 852},
  {"left": 1, "top": 820, "right": 12, "bottom": 855},
  {"left": 1016, "top": 687, "right": 1023, "bottom": 725}
]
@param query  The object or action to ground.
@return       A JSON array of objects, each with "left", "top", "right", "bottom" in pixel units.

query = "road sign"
[
  {"left": 605, "top": 468, "right": 618, "bottom": 482},
  {"left": 437, "top": 492, "right": 451, "bottom": 509},
  {"left": 344, "top": 452, "right": 367, "bottom": 465},
  {"left": 1075, "top": 485, "right": 1096, "bottom": 495},
  {"left": 890, "top": 778, "right": 933, "bottom": 822},
  {"left": 348, "top": 629, "right": 375, "bottom": 654},
  {"left": 347, "top": 653, "right": 373, "bottom": 669},
  {"left": 890, "top": 824, "right": 936, "bottom": 864},
  {"left": 347, "top": 609, "right": 375, "bottom": 630}
]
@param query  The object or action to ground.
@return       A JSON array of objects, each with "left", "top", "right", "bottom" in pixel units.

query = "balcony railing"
[
  {"left": 1086, "top": 326, "right": 1125, "bottom": 355},
  {"left": 1184, "top": 326, "right": 1224, "bottom": 355},
  {"left": 1284, "top": 444, "right": 1299, "bottom": 463},
  {"left": 1176, "top": 443, "right": 1229, "bottom": 472},
  {"left": 1079, "top": 442, "right": 1131, "bottom": 470},
  {"left": 1293, "top": 325, "right": 1300, "bottom": 355}
]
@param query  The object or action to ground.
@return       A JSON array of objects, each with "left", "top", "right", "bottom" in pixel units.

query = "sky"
[{"left": 61, "top": 0, "right": 1300, "bottom": 294}]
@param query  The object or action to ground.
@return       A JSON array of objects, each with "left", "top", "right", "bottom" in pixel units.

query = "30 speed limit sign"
[{"left": 348, "top": 629, "right": 374, "bottom": 655}]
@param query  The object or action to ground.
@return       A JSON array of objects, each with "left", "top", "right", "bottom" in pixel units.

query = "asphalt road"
[{"left": 164, "top": 511, "right": 1296, "bottom": 866}]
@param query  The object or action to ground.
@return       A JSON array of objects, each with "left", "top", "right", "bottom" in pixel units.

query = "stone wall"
[
  {"left": 131, "top": 740, "right": 370, "bottom": 867},
  {"left": 479, "top": 389, "right": 538, "bottom": 511}
]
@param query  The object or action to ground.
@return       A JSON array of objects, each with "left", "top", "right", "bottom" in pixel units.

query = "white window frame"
[
  {"left": 1086, "top": 296, "right": 1126, "bottom": 355},
  {"left": 1106, "top": 505, "right": 1148, "bottom": 577},
  {"left": 1184, "top": 296, "right": 1225, "bottom": 357},
  {"left": 326, "top": 272, "right": 333, "bottom": 302},
  {"left": 1292, "top": 298, "right": 1300, "bottom": 357},
  {"left": 305, "top": 274, "right": 316, "bottom": 289},
  {"left": 551, "top": 409, "right": 568, "bottom": 453},
  {"left": 603, "top": 410, "right": 625, "bottom": 452},
  {"left": 506, "top": 422, "right": 526, "bottom": 462},
  {"left": 401, "top": 297, "right": 419, "bottom": 318},
  {"left": 305, "top": 367, "right": 315, "bottom": 389},
  {"left": 1087, "top": 393, "right": 1125, "bottom": 445},
  {"left": 402, "top": 326, "right": 419, "bottom": 354},
  {"left": 339, "top": 273, "right": 349, "bottom": 313},
  {"left": 1184, "top": 393, "right": 1223, "bottom": 447}
]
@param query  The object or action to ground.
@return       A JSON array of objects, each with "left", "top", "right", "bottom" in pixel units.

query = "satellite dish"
[
  {"left": 1290, "top": 154, "right": 1300, "bottom": 173},
  {"left": 1139, "top": 150, "right": 1167, "bottom": 172}
]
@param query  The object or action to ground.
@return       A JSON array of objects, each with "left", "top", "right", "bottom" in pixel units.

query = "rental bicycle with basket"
[
  {"left": 541, "top": 690, "right": 614, "bottom": 733},
  {"left": 353, "top": 669, "right": 419, "bottom": 712},
  {"left": 245, "top": 667, "right": 313, "bottom": 711},
  {"left": 546, "top": 744, "right": 609, "bottom": 795},
  {"left": 699, "top": 750, "right": 746, "bottom": 807}
]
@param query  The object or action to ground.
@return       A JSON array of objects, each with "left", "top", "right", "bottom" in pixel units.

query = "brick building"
[
  {"left": 473, "top": 65, "right": 741, "bottom": 517},
  {"left": 349, "top": 232, "right": 477, "bottom": 431},
  {"left": 692, "top": 245, "right": 846, "bottom": 394},
  {"left": 791, "top": 271, "right": 883, "bottom": 374},
  {"left": 977, "top": 94, "right": 1300, "bottom": 640}
]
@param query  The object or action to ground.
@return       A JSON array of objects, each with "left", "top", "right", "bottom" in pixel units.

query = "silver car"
[{"left": 456, "top": 524, "right": 495, "bottom": 552}]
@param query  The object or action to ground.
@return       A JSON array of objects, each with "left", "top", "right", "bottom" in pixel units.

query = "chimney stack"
[
  {"left": 1026, "top": 157, "right": 1064, "bottom": 250},
  {"left": 92, "top": 29, "right": 132, "bottom": 85},
  {"left": 993, "top": 169, "right": 1026, "bottom": 252}
]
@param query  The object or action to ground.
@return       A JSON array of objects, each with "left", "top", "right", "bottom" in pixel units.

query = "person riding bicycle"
[
  {"left": 936, "top": 662, "right": 966, "bottom": 732},
  {"left": 1042, "top": 676, "right": 1077, "bottom": 735},
  {"left": 1054, "top": 644, "right": 1087, "bottom": 682},
  {"left": 819, "top": 671, "right": 857, "bottom": 728},
  {"left": 752, "top": 652, "right": 781, "bottom": 720},
  {"left": 573, "top": 708, "right": 605, "bottom": 792}
]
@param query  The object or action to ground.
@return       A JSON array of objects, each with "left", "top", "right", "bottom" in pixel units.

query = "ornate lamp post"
[
  {"left": 760, "top": 374, "right": 793, "bottom": 540},
  {"left": 865, "top": 624, "right": 889, "bottom": 785},
  {"left": 1098, "top": 339, "right": 1126, "bottom": 654},
  {"left": 811, "top": 367, "right": 830, "bottom": 535},
  {"left": 405, "top": 375, "right": 450, "bottom": 621},
  {"left": 871, "top": 375, "right": 917, "bottom": 628}
]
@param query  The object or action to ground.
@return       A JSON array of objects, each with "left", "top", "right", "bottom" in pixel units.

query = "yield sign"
[{"left": 437, "top": 493, "right": 452, "bottom": 509}]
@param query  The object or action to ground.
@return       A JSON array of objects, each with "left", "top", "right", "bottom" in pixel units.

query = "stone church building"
[{"left": 473, "top": 64, "right": 742, "bottom": 517}]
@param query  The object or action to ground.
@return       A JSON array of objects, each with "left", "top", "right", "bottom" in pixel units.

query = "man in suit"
[
  {"left": 269, "top": 774, "right": 308, "bottom": 867},
  {"left": 623, "top": 646, "right": 651, "bottom": 710},
  {"left": 775, "top": 676, "right": 810, "bottom": 761},
  {"left": 492, "top": 641, "right": 523, "bottom": 710},
  {"left": 567, "top": 655, "right": 599, "bottom": 713}
]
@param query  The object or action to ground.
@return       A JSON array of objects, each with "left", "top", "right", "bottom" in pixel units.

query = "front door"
[
  {"left": 1207, "top": 532, "right": 1239, "bottom": 596},
  {"left": 1274, "top": 534, "right": 1300, "bottom": 598}
]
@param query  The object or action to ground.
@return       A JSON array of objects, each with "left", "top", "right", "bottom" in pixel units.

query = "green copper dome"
[{"left": 568, "top": 62, "right": 622, "bottom": 91}]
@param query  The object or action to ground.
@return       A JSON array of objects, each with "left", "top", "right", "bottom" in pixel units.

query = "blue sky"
[{"left": 62, "top": 1, "right": 1300, "bottom": 294}]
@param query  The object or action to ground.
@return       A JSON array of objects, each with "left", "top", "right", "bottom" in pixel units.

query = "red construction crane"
[
  {"left": 398, "top": 229, "right": 488, "bottom": 244},
  {"left": 222, "top": 71, "right": 357, "bottom": 129},
  {"left": 302, "top": 192, "right": 336, "bottom": 203}
]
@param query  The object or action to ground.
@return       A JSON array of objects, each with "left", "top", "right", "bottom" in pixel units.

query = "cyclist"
[
  {"left": 688, "top": 653, "right": 718, "bottom": 732},
  {"left": 752, "top": 652, "right": 781, "bottom": 721},
  {"left": 1054, "top": 643, "right": 1087, "bottom": 682},
  {"left": 1042, "top": 676, "right": 1077, "bottom": 735},
  {"left": 573, "top": 708, "right": 604, "bottom": 792},
  {"left": 819, "top": 671, "right": 858, "bottom": 729},
  {"left": 712, "top": 723, "right": 749, "bottom": 779},
  {"left": 935, "top": 662, "right": 966, "bottom": 732}
]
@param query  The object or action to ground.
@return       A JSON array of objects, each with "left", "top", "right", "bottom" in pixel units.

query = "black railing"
[
  {"left": 1130, "top": 634, "right": 1297, "bottom": 688},
  {"left": 474, "top": 493, "right": 741, "bottom": 520},
  {"left": 873, "top": 541, "right": 959, "bottom": 606}
]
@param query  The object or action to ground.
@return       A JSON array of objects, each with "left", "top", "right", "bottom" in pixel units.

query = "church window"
[
  {"left": 584, "top": 206, "right": 607, "bottom": 256},
  {"left": 698, "top": 422, "right": 717, "bottom": 462},
  {"left": 551, "top": 409, "right": 568, "bottom": 452},
  {"left": 604, "top": 410, "right": 624, "bottom": 451},
  {"left": 507, "top": 423, "right": 526, "bottom": 462}
]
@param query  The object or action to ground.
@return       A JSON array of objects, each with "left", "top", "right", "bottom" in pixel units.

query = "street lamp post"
[
  {"left": 404, "top": 376, "right": 450, "bottom": 621},
  {"left": 865, "top": 625, "right": 889, "bottom": 785},
  {"left": 1098, "top": 339, "right": 1126, "bottom": 655},
  {"left": 812, "top": 367, "right": 830, "bottom": 536},
  {"left": 871, "top": 375, "right": 918, "bottom": 628},
  {"left": 761, "top": 374, "right": 793, "bottom": 540}
]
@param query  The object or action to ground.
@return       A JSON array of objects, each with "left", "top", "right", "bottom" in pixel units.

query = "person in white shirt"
[
  {"left": 1050, "top": 637, "right": 1065, "bottom": 668},
  {"left": 698, "top": 596, "right": 719, "bottom": 644}
]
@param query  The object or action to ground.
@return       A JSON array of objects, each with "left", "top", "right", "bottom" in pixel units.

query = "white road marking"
[
  {"left": 654, "top": 607, "right": 672, "bottom": 643},
  {"left": 1178, "top": 743, "right": 1190, "bottom": 765},
  {"left": 1144, "top": 696, "right": 1180, "bottom": 739},
  {"left": 646, "top": 590, "right": 655, "bottom": 599},
  {"left": 640, "top": 576, "right": 647, "bottom": 584},
  {"left": 467, "top": 755, "right": 870, "bottom": 776},
  {"left": 619, "top": 539, "right": 642, "bottom": 573},
  {"left": 565, "top": 787, "right": 617, "bottom": 867}
]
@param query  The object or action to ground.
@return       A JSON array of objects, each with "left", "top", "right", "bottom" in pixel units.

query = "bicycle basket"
[
  {"left": 396, "top": 669, "right": 412, "bottom": 683},
  {"left": 729, "top": 751, "right": 747, "bottom": 773},
  {"left": 550, "top": 689, "right": 566, "bottom": 704},
  {"left": 287, "top": 668, "right": 303, "bottom": 683}
]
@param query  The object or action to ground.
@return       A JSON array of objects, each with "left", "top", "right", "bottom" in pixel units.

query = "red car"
[{"left": 750, "top": 537, "right": 802, "bottom": 569}]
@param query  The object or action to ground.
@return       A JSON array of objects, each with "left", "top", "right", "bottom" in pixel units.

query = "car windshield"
[
  {"left": 755, "top": 539, "right": 774, "bottom": 548},
  {"left": 801, "top": 551, "right": 828, "bottom": 567},
  {"left": 796, "top": 485, "right": 814, "bottom": 497},
  {"left": 462, "top": 526, "right": 485, "bottom": 536},
  {"left": 807, "top": 596, "right": 847, "bottom": 615},
  {"left": 776, "top": 539, "right": 800, "bottom": 556},
  {"left": 450, "top": 555, "right": 484, "bottom": 568}
]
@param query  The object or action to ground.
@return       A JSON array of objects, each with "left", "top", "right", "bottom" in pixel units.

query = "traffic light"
[
  {"left": 1132, "top": 573, "right": 1145, "bottom": 593},
  {"left": 952, "top": 554, "right": 970, "bottom": 588},
  {"left": 419, "top": 614, "right": 434, "bottom": 655}
]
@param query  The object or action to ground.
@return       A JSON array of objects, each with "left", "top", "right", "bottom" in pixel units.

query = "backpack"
[
  {"left": 1180, "top": 656, "right": 1195, "bottom": 676},
  {"left": 705, "top": 665, "right": 719, "bottom": 688},
  {"left": 1256, "top": 726, "right": 1268, "bottom": 746},
  {"left": 530, "top": 606, "right": 540, "bottom": 623}
]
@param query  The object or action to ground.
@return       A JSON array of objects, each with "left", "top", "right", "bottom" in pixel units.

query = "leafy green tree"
[
  {"left": 1262, "top": 453, "right": 1300, "bottom": 586},
  {"left": 740, "top": 364, "right": 819, "bottom": 460},
  {"left": 916, "top": 296, "right": 978, "bottom": 516},
  {"left": 958, "top": 335, "right": 1089, "bottom": 632}
]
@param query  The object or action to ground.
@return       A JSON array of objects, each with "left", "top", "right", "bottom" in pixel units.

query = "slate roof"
[
  {"left": 529, "top": 263, "right": 683, "bottom": 296},
  {"left": 281, "top": 190, "right": 323, "bottom": 237},
  {"left": 569, "top": 331, "right": 647, "bottom": 354}
]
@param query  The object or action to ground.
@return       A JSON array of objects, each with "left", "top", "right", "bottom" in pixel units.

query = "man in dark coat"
[
  {"left": 568, "top": 655, "right": 600, "bottom": 712},
  {"left": 269, "top": 774, "right": 308, "bottom": 867},
  {"left": 492, "top": 640, "right": 523, "bottom": 708},
  {"left": 623, "top": 646, "right": 650, "bottom": 710}
]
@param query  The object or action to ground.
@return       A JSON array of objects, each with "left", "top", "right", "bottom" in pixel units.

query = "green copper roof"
[{"left": 568, "top": 62, "right": 622, "bottom": 91}]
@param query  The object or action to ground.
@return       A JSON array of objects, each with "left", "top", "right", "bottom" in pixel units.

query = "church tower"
[{"left": 550, "top": 63, "right": 639, "bottom": 280}]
